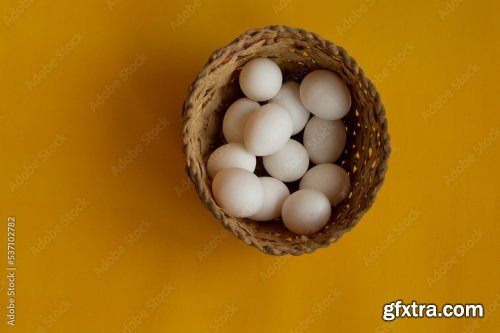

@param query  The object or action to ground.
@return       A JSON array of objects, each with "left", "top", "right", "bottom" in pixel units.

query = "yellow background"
[{"left": 1, "top": 0, "right": 499, "bottom": 332}]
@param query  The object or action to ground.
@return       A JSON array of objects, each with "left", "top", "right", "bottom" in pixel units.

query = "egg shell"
[
  {"left": 239, "top": 58, "right": 282, "bottom": 102},
  {"left": 303, "top": 116, "right": 346, "bottom": 164},
  {"left": 244, "top": 103, "right": 293, "bottom": 156},
  {"left": 263, "top": 139, "right": 309, "bottom": 182},
  {"left": 212, "top": 168, "right": 263, "bottom": 218},
  {"left": 300, "top": 69, "right": 351, "bottom": 120},
  {"left": 282, "top": 189, "right": 331, "bottom": 235},
  {"left": 299, "top": 163, "right": 350, "bottom": 205},
  {"left": 207, "top": 143, "right": 256, "bottom": 179},
  {"left": 249, "top": 177, "right": 290, "bottom": 221},
  {"left": 271, "top": 81, "right": 310, "bottom": 135},
  {"left": 222, "top": 98, "right": 260, "bottom": 144}
]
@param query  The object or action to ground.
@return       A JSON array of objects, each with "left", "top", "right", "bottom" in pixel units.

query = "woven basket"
[{"left": 182, "top": 25, "right": 390, "bottom": 255}]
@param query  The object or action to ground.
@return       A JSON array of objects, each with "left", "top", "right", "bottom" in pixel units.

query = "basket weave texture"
[{"left": 183, "top": 25, "right": 391, "bottom": 255}]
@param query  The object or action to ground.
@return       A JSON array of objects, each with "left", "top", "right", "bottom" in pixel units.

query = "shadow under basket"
[{"left": 182, "top": 25, "right": 391, "bottom": 255}]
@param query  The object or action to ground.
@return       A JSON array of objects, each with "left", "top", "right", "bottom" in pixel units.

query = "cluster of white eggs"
[{"left": 208, "top": 58, "right": 352, "bottom": 235}]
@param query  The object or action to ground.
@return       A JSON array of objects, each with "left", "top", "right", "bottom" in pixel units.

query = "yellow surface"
[{"left": 1, "top": 0, "right": 499, "bottom": 332}]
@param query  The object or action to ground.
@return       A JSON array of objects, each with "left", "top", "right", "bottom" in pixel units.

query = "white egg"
[
  {"left": 270, "top": 81, "right": 310, "bottom": 135},
  {"left": 222, "top": 98, "right": 260, "bottom": 144},
  {"left": 303, "top": 116, "right": 346, "bottom": 164},
  {"left": 212, "top": 168, "right": 263, "bottom": 218},
  {"left": 244, "top": 103, "right": 293, "bottom": 156},
  {"left": 300, "top": 70, "right": 351, "bottom": 120},
  {"left": 282, "top": 189, "right": 331, "bottom": 235},
  {"left": 207, "top": 143, "right": 256, "bottom": 179},
  {"left": 263, "top": 139, "right": 309, "bottom": 182},
  {"left": 249, "top": 177, "right": 290, "bottom": 221},
  {"left": 299, "top": 163, "right": 350, "bottom": 205},
  {"left": 239, "top": 58, "right": 282, "bottom": 101}
]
